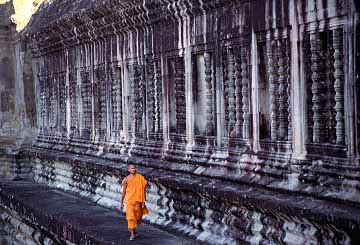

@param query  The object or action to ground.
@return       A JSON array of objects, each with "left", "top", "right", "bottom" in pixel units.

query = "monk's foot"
[{"left": 129, "top": 236, "right": 135, "bottom": 241}]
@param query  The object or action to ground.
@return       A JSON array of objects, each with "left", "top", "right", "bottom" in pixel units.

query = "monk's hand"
[
  {"left": 120, "top": 203, "right": 124, "bottom": 211},
  {"left": 141, "top": 202, "right": 145, "bottom": 209}
]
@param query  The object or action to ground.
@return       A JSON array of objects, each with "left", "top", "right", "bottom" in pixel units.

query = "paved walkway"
[{"left": 0, "top": 180, "right": 200, "bottom": 245}]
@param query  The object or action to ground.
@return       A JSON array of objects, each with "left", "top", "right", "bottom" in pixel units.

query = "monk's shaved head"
[{"left": 128, "top": 164, "right": 136, "bottom": 174}]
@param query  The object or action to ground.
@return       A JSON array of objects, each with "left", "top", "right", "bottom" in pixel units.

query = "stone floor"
[{"left": 0, "top": 180, "right": 200, "bottom": 245}]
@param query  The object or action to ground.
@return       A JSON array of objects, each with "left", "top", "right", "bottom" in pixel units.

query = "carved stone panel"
[
  {"left": 109, "top": 63, "right": 123, "bottom": 138},
  {"left": 94, "top": 64, "right": 107, "bottom": 141},
  {"left": 58, "top": 72, "right": 67, "bottom": 135},
  {"left": 258, "top": 36, "right": 291, "bottom": 142},
  {"left": 69, "top": 69, "right": 79, "bottom": 137},
  {"left": 175, "top": 57, "right": 186, "bottom": 135},
  {"left": 193, "top": 52, "right": 215, "bottom": 137},
  {"left": 48, "top": 75, "right": 58, "bottom": 133},
  {"left": 222, "top": 45, "right": 250, "bottom": 141},
  {"left": 146, "top": 57, "right": 162, "bottom": 138},
  {"left": 80, "top": 67, "right": 92, "bottom": 139},
  {"left": 304, "top": 28, "right": 345, "bottom": 146}
]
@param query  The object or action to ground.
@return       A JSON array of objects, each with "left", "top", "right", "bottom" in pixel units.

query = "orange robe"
[{"left": 124, "top": 174, "right": 149, "bottom": 230}]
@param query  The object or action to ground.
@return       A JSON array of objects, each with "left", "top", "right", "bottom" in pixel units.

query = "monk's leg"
[
  {"left": 126, "top": 202, "right": 138, "bottom": 239},
  {"left": 135, "top": 202, "right": 143, "bottom": 225},
  {"left": 128, "top": 219, "right": 137, "bottom": 230}
]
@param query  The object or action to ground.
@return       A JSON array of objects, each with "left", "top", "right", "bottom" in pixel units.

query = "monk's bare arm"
[
  {"left": 120, "top": 177, "right": 127, "bottom": 210},
  {"left": 142, "top": 177, "right": 148, "bottom": 208}
]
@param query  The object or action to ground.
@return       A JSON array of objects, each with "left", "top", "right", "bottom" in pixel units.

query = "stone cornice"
[{"left": 27, "top": 0, "right": 250, "bottom": 56}]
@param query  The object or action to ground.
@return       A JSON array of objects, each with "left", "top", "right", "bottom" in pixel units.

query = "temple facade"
[{"left": 0, "top": 0, "right": 359, "bottom": 244}]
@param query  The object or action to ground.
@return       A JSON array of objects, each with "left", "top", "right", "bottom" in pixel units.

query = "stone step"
[{"left": 0, "top": 180, "right": 200, "bottom": 245}]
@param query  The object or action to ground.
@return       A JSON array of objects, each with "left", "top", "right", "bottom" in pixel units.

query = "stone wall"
[
  {"left": 19, "top": 148, "right": 358, "bottom": 244},
  {"left": 0, "top": 0, "right": 37, "bottom": 147},
  {"left": 0, "top": 206, "right": 58, "bottom": 245},
  {"left": 1, "top": 0, "right": 359, "bottom": 243},
  {"left": 28, "top": 0, "right": 360, "bottom": 207}
]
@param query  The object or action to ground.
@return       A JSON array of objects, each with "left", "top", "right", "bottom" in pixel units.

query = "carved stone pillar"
[
  {"left": 69, "top": 69, "right": 78, "bottom": 137},
  {"left": 38, "top": 75, "right": 47, "bottom": 132},
  {"left": 310, "top": 33, "right": 322, "bottom": 143},
  {"left": 109, "top": 64, "right": 122, "bottom": 138},
  {"left": 285, "top": 41, "right": 292, "bottom": 141},
  {"left": 94, "top": 65, "right": 107, "bottom": 141},
  {"left": 241, "top": 47, "right": 249, "bottom": 139},
  {"left": 174, "top": 57, "right": 186, "bottom": 135},
  {"left": 49, "top": 75, "right": 58, "bottom": 132},
  {"left": 58, "top": 72, "right": 67, "bottom": 135},
  {"left": 80, "top": 68, "right": 92, "bottom": 139},
  {"left": 234, "top": 52, "right": 243, "bottom": 138},
  {"left": 134, "top": 63, "right": 144, "bottom": 137},
  {"left": 146, "top": 58, "right": 155, "bottom": 135},
  {"left": 333, "top": 29, "right": 345, "bottom": 144},
  {"left": 325, "top": 36, "right": 336, "bottom": 143},
  {"left": 154, "top": 59, "right": 162, "bottom": 134},
  {"left": 227, "top": 48, "right": 236, "bottom": 137},
  {"left": 267, "top": 40, "right": 278, "bottom": 140},
  {"left": 204, "top": 52, "right": 214, "bottom": 136},
  {"left": 278, "top": 40, "right": 287, "bottom": 140}
]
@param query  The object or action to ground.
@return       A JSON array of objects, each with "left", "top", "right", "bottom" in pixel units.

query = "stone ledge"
[
  {"left": 0, "top": 180, "right": 197, "bottom": 245},
  {"left": 25, "top": 143, "right": 360, "bottom": 208},
  {"left": 19, "top": 147, "right": 360, "bottom": 237}
]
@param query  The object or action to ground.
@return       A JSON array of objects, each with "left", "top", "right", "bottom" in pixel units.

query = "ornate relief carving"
[
  {"left": 154, "top": 59, "right": 163, "bottom": 134},
  {"left": 333, "top": 29, "right": 344, "bottom": 144},
  {"left": 146, "top": 58, "right": 156, "bottom": 135},
  {"left": 69, "top": 69, "right": 79, "bottom": 137},
  {"left": 204, "top": 52, "right": 214, "bottom": 136},
  {"left": 305, "top": 28, "right": 345, "bottom": 145},
  {"left": 94, "top": 64, "right": 107, "bottom": 140},
  {"left": 109, "top": 63, "right": 123, "bottom": 138},
  {"left": 285, "top": 41, "right": 292, "bottom": 141},
  {"left": 223, "top": 45, "right": 250, "bottom": 140},
  {"left": 48, "top": 75, "right": 58, "bottom": 132},
  {"left": 174, "top": 57, "right": 186, "bottom": 135},
  {"left": 38, "top": 74, "right": 48, "bottom": 132},
  {"left": 234, "top": 51, "right": 243, "bottom": 138},
  {"left": 226, "top": 48, "right": 236, "bottom": 137},
  {"left": 58, "top": 72, "right": 67, "bottom": 134},
  {"left": 240, "top": 47, "right": 249, "bottom": 139},
  {"left": 267, "top": 40, "right": 279, "bottom": 140},
  {"left": 260, "top": 36, "right": 291, "bottom": 143},
  {"left": 128, "top": 62, "right": 144, "bottom": 137},
  {"left": 80, "top": 67, "right": 92, "bottom": 139}
]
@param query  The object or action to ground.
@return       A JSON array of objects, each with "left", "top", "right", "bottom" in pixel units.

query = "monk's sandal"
[{"left": 129, "top": 236, "right": 135, "bottom": 241}]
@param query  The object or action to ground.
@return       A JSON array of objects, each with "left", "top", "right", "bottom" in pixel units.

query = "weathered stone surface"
[
  {"left": 0, "top": 180, "right": 197, "bottom": 244},
  {"left": 12, "top": 147, "right": 359, "bottom": 244},
  {"left": 0, "top": 0, "right": 360, "bottom": 244},
  {"left": 0, "top": 1, "right": 37, "bottom": 147}
]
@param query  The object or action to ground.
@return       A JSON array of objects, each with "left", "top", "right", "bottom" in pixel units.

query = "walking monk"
[{"left": 120, "top": 164, "right": 149, "bottom": 241}]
